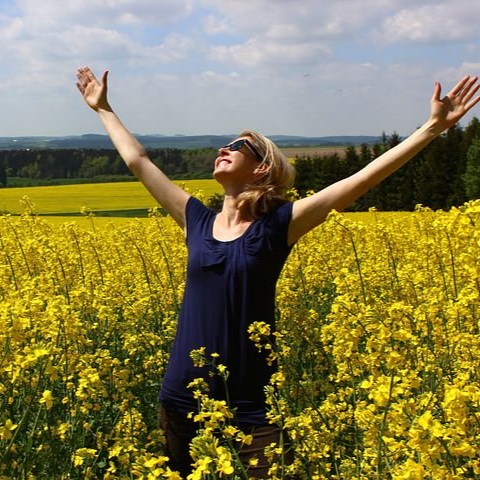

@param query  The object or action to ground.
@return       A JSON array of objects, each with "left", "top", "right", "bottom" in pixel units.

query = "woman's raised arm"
[
  {"left": 288, "top": 75, "right": 480, "bottom": 245},
  {"left": 76, "top": 66, "right": 190, "bottom": 228}
]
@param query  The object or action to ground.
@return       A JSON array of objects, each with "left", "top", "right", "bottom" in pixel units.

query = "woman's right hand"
[{"left": 76, "top": 66, "right": 110, "bottom": 112}]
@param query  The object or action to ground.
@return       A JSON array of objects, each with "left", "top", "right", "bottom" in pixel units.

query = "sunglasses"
[{"left": 220, "top": 139, "right": 263, "bottom": 161}]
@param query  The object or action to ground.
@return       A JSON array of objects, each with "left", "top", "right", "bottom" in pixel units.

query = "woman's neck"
[{"left": 220, "top": 194, "right": 252, "bottom": 225}]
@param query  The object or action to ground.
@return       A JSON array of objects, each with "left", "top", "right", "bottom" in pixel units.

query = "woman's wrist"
[{"left": 418, "top": 118, "right": 447, "bottom": 139}]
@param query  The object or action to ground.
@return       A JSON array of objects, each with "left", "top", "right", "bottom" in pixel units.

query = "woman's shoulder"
[
  {"left": 250, "top": 200, "right": 293, "bottom": 237},
  {"left": 243, "top": 201, "right": 293, "bottom": 254},
  {"left": 263, "top": 200, "right": 293, "bottom": 224},
  {"left": 186, "top": 196, "right": 215, "bottom": 216},
  {"left": 185, "top": 196, "right": 217, "bottom": 235}
]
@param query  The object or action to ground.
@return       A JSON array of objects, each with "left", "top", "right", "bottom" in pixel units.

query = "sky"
[{"left": 0, "top": 0, "right": 479, "bottom": 138}]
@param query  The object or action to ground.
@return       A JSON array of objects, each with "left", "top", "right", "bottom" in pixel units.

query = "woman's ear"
[{"left": 253, "top": 162, "right": 270, "bottom": 177}]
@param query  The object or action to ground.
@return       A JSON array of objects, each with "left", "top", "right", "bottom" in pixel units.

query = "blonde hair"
[{"left": 238, "top": 130, "right": 296, "bottom": 219}]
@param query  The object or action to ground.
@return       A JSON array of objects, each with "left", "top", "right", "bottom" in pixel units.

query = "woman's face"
[{"left": 213, "top": 137, "right": 262, "bottom": 186}]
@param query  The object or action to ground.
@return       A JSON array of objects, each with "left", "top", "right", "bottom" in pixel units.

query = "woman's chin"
[{"left": 213, "top": 169, "right": 227, "bottom": 181}]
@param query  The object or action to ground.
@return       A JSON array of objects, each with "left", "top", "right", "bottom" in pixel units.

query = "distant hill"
[{"left": 0, "top": 134, "right": 381, "bottom": 150}]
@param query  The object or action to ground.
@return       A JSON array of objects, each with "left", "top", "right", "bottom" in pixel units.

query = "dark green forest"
[
  {"left": 1, "top": 117, "right": 480, "bottom": 211},
  {"left": 0, "top": 148, "right": 216, "bottom": 186}
]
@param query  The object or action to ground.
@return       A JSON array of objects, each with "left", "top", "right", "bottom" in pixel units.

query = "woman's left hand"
[{"left": 430, "top": 75, "right": 480, "bottom": 132}]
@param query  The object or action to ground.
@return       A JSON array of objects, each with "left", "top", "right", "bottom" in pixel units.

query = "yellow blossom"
[
  {"left": 0, "top": 419, "right": 18, "bottom": 440},
  {"left": 39, "top": 390, "right": 55, "bottom": 410}
]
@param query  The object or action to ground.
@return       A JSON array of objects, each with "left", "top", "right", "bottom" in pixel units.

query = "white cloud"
[
  {"left": 210, "top": 38, "right": 330, "bottom": 69},
  {"left": 0, "top": 0, "right": 479, "bottom": 137},
  {"left": 377, "top": 0, "right": 480, "bottom": 43},
  {"left": 13, "top": 0, "right": 193, "bottom": 28},
  {"left": 201, "top": 0, "right": 375, "bottom": 40},
  {"left": 0, "top": 1, "right": 197, "bottom": 79},
  {"left": 203, "top": 14, "right": 233, "bottom": 36},
  {"left": 201, "top": 0, "right": 480, "bottom": 58}
]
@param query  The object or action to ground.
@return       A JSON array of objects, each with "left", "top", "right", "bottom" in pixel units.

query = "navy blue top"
[{"left": 160, "top": 196, "right": 294, "bottom": 425}]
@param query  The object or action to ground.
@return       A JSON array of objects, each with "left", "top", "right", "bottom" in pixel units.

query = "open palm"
[
  {"left": 431, "top": 75, "right": 480, "bottom": 131},
  {"left": 76, "top": 67, "right": 109, "bottom": 112}
]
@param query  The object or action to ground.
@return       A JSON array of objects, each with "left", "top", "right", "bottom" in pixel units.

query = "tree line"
[
  {"left": 294, "top": 117, "right": 480, "bottom": 211},
  {"left": 0, "top": 147, "right": 216, "bottom": 187},
  {"left": 1, "top": 117, "right": 480, "bottom": 211}
]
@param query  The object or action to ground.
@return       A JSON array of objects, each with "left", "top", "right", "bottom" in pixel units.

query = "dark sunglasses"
[{"left": 220, "top": 139, "right": 263, "bottom": 161}]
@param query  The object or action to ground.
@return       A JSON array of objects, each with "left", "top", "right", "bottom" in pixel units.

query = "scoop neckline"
[{"left": 210, "top": 214, "right": 256, "bottom": 243}]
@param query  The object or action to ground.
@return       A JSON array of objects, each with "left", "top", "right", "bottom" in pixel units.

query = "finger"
[
  {"left": 449, "top": 75, "right": 471, "bottom": 97},
  {"left": 455, "top": 76, "right": 478, "bottom": 102},
  {"left": 81, "top": 67, "right": 97, "bottom": 85},
  {"left": 76, "top": 67, "right": 90, "bottom": 86},
  {"left": 464, "top": 91, "right": 480, "bottom": 112},
  {"left": 85, "top": 68, "right": 97, "bottom": 83},
  {"left": 77, "top": 66, "right": 97, "bottom": 86},
  {"left": 75, "top": 82, "right": 84, "bottom": 94},
  {"left": 75, "top": 69, "right": 84, "bottom": 83},
  {"left": 431, "top": 81, "right": 441, "bottom": 103},
  {"left": 101, "top": 70, "right": 109, "bottom": 88},
  {"left": 462, "top": 82, "right": 480, "bottom": 106},
  {"left": 76, "top": 66, "right": 90, "bottom": 78}
]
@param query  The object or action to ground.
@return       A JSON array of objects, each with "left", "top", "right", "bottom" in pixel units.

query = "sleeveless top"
[{"left": 159, "top": 196, "right": 294, "bottom": 426}]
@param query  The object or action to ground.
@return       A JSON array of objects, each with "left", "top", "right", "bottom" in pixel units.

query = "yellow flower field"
[
  {"left": 0, "top": 179, "right": 222, "bottom": 215},
  {"left": 0, "top": 198, "right": 479, "bottom": 479}
]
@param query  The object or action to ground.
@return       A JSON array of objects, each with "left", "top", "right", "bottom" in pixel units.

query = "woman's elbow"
[{"left": 126, "top": 151, "right": 151, "bottom": 173}]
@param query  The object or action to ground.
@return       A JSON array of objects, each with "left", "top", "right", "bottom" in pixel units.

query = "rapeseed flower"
[
  {"left": 39, "top": 389, "right": 55, "bottom": 410},
  {"left": 1, "top": 201, "right": 480, "bottom": 477},
  {"left": 0, "top": 419, "right": 18, "bottom": 440}
]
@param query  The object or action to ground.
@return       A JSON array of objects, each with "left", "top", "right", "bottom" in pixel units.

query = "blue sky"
[{"left": 0, "top": 0, "right": 479, "bottom": 138}]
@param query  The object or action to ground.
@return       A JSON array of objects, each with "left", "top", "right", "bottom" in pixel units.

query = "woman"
[{"left": 76, "top": 66, "right": 479, "bottom": 478}]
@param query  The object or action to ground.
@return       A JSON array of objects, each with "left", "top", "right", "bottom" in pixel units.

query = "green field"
[{"left": 0, "top": 179, "right": 222, "bottom": 217}]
